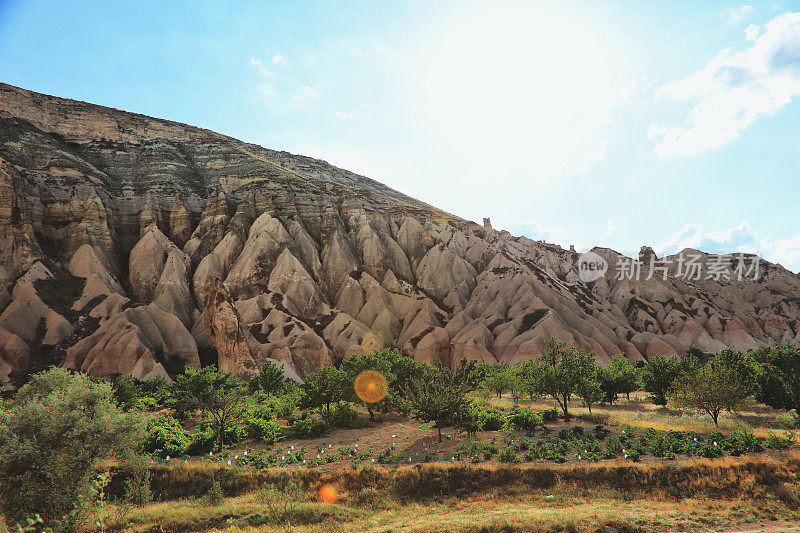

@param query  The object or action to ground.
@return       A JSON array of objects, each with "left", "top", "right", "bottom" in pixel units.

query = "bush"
[
  {"left": 123, "top": 468, "right": 153, "bottom": 507},
  {"left": 325, "top": 401, "right": 368, "bottom": 429},
  {"left": 290, "top": 417, "right": 329, "bottom": 439},
  {"left": 144, "top": 414, "right": 190, "bottom": 458},
  {"left": 765, "top": 430, "right": 795, "bottom": 450},
  {"left": 377, "top": 446, "right": 402, "bottom": 464},
  {"left": 465, "top": 401, "right": 505, "bottom": 431},
  {"left": 208, "top": 479, "right": 224, "bottom": 505},
  {"left": 541, "top": 408, "right": 559, "bottom": 422},
  {"left": 498, "top": 445, "right": 520, "bottom": 463},
  {"left": 246, "top": 418, "right": 284, "bottom": 444},
  {"left": 186, "top": 430, "right": 216, "bottom": 455},
  {"left": 504, "top": 405, "right": 541, "bottom": 431},
  {"left": 0, "top": 368, "right": 145, "bottom": 523}
]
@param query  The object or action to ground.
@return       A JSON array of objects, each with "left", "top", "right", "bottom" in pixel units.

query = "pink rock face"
[{"left": 2, "top": 81, "right": 800, "bottom": 386}]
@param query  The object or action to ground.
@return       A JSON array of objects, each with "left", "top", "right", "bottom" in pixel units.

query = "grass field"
[{"left": 78, "top": 394, "right": 800, "bottom": 533}]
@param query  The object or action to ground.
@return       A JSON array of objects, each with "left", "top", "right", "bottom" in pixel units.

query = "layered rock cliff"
[{"left": 2, "top": 82, "right": 800, "bottom": 387}]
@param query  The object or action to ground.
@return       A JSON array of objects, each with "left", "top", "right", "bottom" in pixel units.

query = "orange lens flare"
[
  {"left": 354, "top": 370, "right": 388, "bottom": 404},
  {"left": 319, "top": 484, "right": 338, "bottom": 503}
]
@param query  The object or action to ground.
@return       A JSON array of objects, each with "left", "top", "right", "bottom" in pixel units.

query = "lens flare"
[
  {"left": 354, "top": 370, "right": 388, "bottom": 404},
  {"left": 319, "top": 484, "right": 338, "bottom": 503}
]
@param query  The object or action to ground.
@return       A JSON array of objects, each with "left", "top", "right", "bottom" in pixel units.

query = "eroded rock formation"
[{"left": 2, "top": 82, "right": 800, "bottom": 387}]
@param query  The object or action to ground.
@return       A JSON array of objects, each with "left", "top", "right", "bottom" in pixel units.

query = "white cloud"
[
  {"left": 745, "top": 23, "right": 762, "bottom": 41},
  {"left": 287, "top": 86, "right": 318, "bottom": 111},
  {"left": 653, "top": 221, "right": 800, "bottom": 272},
  {"left": 301, "top": 86, "right": 317, "bottom": 97},
  {"left": 606, "top": 218, "right": 618, "bottom": 235},
  {"left": 726, "top": 5, "right": 755, "bottom": 23},
  {"left": 271, "top": 54, "right": 288, "bottom": 66},
  {"left": 649, "top": 12, "right": 800, "bottom": 157},
  {"left": 334, "top": 111, "right": 349, "bottom": 120},
  {"left": 249, "top": 57, "right": 272, "bottom": 77}
]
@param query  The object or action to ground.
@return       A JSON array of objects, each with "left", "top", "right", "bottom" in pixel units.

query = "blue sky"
[{"left": 3, "top": 0, "right": 800, "bottom": 269}]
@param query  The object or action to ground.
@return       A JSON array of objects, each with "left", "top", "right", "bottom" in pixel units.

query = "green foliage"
[
  {"left": 249, "top": 361, "right": 288, "bottom": 396},
  {"left": 290, "top": 417, "right": 330, "bottom": 439},
  {"left": 464, "top": 400, "right": 505, "bottom": 432},
  {"left": 540, "top": 407, "right": 559, "bottom": 422},
  {"left": 324, "top": 401, "right": 368, "bottom": 429},
  {"left": 176, "top": 367, "right": 246, "bottom": 452},
  {"left": 123, "top": 467, "right": 153, "bottom": 507},
  {"left": 600, "top": 356, "right": 640, "bottom": 404},
  {"left": 504, "top": 405, "right": 542, "bottom": 431},
  {"left": 0, "top": 368, "right": 145, "bottom": 524},
  {"left": 673, "top": 361, "right": 749, "bottom": 425},
  {"left": 377, "top": 445, "right": 402, "bottom": 464},
  {"left": 454, "top": 441, "right": 498, "bottom": 462},
  {"left": 144, "top": 414, "right": 190, "bottom": 458},
  {"left": 257, "top": 478, "right": 307, "bottom": 525},
  {"left": 403, "top": 359, "right": 478, "bottom": 441},
  {"left": 765, "top": 430, "right": 795, "bottom": 449},
  {"left": 208, "top": 478, "right": 224, "bottom": 506},
  {"left": 754, "top": 344, "right": 800, "bottom": 415},
  {"left": 299, "top": 366, "right": 345, "bottom": 416},
  {"left": 481, "top": 363, "right": 514, "bottom": 399},
  {"left": 642, "top": 355, "right": 683, "bottom": 406},
  {"left": 111, "top": 375, "right": 142, "bottom": 411},
  {"left": 534, "top": 339, "right": 601, "bottom": 420},
  {"left": 245, "top": 417, "right": 284, "bottom": 444}
]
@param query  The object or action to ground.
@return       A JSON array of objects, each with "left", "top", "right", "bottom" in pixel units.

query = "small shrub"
[
  {"left": 123, "top": 469, "right": 152, "bottom": 507},
  {"left": 258, "top": 481, "right": 307, "bottom": 524},
  {"left": 541, "top": 408, "right": 559, "bottom": 422},
  {"left": 143, "top": 415, "right": 190, "bottom": 458},
  {"left": 377, "top": 446, "right": 402, "bottom": 464},
  {"left": 246, "top": 418, "right": 284, "bottom": 444},
  {"left": 290, "top": 417, "right": 329, "bottom": 439},
  {"left": 498, "top": 445, "right": 520, "bottom": 463},
  {"left": 325, "top": 401, "right": 368, "bottom": 429},
  {"left": 766, "top": 430, "right": 795, "bottom": 450},
  {"left": 504, "top": 405, "right": 542, "bottom": 431},
  {"left": 208, "top": 479, "right": 224, "bottom": 506}
]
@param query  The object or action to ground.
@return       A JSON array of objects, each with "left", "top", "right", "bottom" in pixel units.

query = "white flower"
[
  {"left": 392, "top": 435, "right": 396, "bottom": 438},
  {"left": 165, "top": 455, "right": 170, "bottom": 461},
  {"left": 244, "top": 450, "right": 248, "bottom": 456},
  {"left": 281, "top": 455, "right": 285, "bottom": 461},
  {"left": 235, "top": 455, "right": 238, "bottom": 459},
  {"left": 713, "top": 441, "right": 718, "bottom": 447},
  {"left": 227, "top": 460, "right": 231, "bottom": 466},
  {"left": 578, "top": 455, "right": 581, "bottom": 460}
]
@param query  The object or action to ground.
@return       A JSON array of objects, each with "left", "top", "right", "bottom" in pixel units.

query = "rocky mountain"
[{"left": 2, "top": 82, "right": 800, "bottom": 388}]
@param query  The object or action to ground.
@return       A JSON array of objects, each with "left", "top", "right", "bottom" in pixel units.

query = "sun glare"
[{"left": 425, "top": 2, "right": 626, "bottom": 182}]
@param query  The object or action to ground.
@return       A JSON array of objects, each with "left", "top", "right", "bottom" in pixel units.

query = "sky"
[{"left": 3, "top": 0, "right": 800, "bottom": 269}]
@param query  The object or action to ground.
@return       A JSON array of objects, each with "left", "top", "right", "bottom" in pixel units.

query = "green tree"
[
  {"left": 404, "top": 359, "right": 478, "bottom": 441},
  {"left": 600, "top": 356, "right": 640, "bottom": 404},
  {"left": 534, "top": 339, "right": 599, "bottom": 420},
  {"left": 339, "top": 351, "right": 394, "bottom": 421},
  {"left": 641, "top": 354, "right": 683, "bottom": 406},
  {"left": 176, "top": 367, "right": 246, "bottom": 452},
  {"left": 482, "top": 364, "right": 514, "bottom": 399},
  {"left": 673, "top": 361, "right": 749, "bottom": 425},
  {"left": 0, "top": 368, "right": 145, "bottom": 524},
  {"left": 299, "top": 366, "right": 345, "bottom": 417},
  {"left": 753, "top": 344, "right": 800, "bottom": 415},
  {"left": 249, "top": 360, "right": 288, "bottom": 396},
  {"left": 111, "top": 374, "right": 142, "bottom": 411}
]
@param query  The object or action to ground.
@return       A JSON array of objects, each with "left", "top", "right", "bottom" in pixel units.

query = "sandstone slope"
[{"left": 2, "top": 82, "right": 799, "bottom": 387}]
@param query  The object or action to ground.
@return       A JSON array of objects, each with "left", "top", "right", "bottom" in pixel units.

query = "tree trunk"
[
  {"left": 587, "top": 402, "right": 592, "bottom": 413},
  {"left": 562, "top": 394, "right": 571, "bottom": 421},
  {"left": 368, "top": 406, "right": 374, "bottom": 422},
  {"left": 437, "top": 426, "right": 443, "bottom": 442}
]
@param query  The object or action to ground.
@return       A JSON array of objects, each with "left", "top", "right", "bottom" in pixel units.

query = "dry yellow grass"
[{"left": 97, "top": 453, "right": 800, "bottom": 533}]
